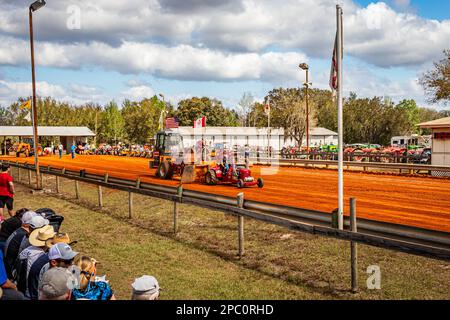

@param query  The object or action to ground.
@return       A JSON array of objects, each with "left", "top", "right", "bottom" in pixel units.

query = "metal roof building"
[
  {"left": 0, "top": 126, "right": 95, "bottom": 155},
  {"left": 176, "top": 126, "right": 338, "bottom": 150},
  {"left": 0, "top": 126, "right": 95, "bottom": 137}
]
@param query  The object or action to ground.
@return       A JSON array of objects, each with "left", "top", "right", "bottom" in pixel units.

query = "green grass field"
[{"left": 10, "top": 170, "right": 450, "bottom": 300}]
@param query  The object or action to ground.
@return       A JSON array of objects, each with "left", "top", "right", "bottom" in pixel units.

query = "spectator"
[
  {"left": 0, "top": 248, "right": 25, "bottom": 300},
  {"left": 3, "top": 211, "right": 44, "bottom": 277},
  {"left": 38, "top": 267, "right": 72, "bottom": 300},
  {"left": 71, "top": 143, "right": 76, "bottom": 159},
  {"left": 71, "top": 256, "right": 116, "bottom": 300},
  {"left": 58, "top": 143, "right": 63, "bottom": 159},
  {"left": 37, "top": 239, "right": 78, "bottom": 290},
  {"left": 0, "top": 208, "right": 29, "bottom": 255},
  {"left": 19, "top": 225, "right": 56, "bottom": 299},
  {"left": 0, "top": 164, "right": 15, "bottom": 222},
  {"left": 131, "top": 275, "right": 160, "bottom": 300}
]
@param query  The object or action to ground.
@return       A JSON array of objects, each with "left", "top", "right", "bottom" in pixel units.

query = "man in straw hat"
[{"left": 18, "top": 224, "right": 56, "bottom": 299}]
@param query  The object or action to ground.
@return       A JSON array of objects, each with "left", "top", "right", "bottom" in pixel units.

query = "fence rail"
[
  {"left": 250, "top": 156, "right": 450, "bottom": 175},
  {"left": 2, "top": 159, "right": 449, "bottom": 263}
]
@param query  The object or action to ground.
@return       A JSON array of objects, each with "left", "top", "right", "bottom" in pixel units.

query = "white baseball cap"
[
  {"left": 29, "top": 215, "right": 49, "bottom": 229},
  {"left": 21, "top": 211, "right": 37, "bottom": 225},
  {"left": 131, "top": 275, "right": 160, "bottom": 295},
  {"left": 48, "top": 243, "right": 78, "bottom": 260}
]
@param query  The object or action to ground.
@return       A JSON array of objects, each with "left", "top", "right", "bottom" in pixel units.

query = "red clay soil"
[{"left": 4, "top": 155, "right": 450, "bottom": 233}]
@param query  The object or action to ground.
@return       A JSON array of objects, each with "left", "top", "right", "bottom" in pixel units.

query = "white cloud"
[
  {"left": 345, "top": 3, "right": 450, "bottom": 67},
  {"left": 0, "top": 36, "right": 307, "bottom": 83},
  {"left": 0, "top": 80, "right": 106, "bottom": 106},
  {"left": 121, "top": 85, "right": 155, "bottom": 101},
  {"left": 1, "top": 0, "right": 449, "bottom": 107},
  {"left": 1, "top": 0, "right": 449, "bottom": 68}
]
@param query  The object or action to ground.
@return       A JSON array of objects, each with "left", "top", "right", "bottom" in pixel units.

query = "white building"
[
  {"left": 419, "top": 117, "right": 450, "bottom": 167},
  {"left": 0, "top": 126, "right": 95, "bottom": 154},
  {"left": 176, "top": 126, "right": 338, "bottom": 150}
]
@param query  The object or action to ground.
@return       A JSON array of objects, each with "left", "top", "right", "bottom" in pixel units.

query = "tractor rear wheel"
[
  {"left": 205, "top": 170, "right": 218, "bottom": 185},
  {"left": 157, "top": 161, "right": 172, "bottom": 179}
]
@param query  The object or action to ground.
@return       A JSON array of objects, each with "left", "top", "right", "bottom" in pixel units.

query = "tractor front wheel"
[
  {"left": 205, "top": 170, "right": 218, "bottom": 185},
  {"left": 237, "top": 179, "right": 244, "bottom": 189},
  {"left": 257, "top": 178, "right": 264, "bottom": 188}
]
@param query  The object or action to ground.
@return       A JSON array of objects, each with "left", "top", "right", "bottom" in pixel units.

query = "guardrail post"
[
  {"left": 174, "top": 185, "right": 183, "bottom": 234},
  {"left": 136, "top": 177, "right": 141, "bottom": 189},
  {"left": 98, "top": 186, "right": 103, "bottom": 208},
  {"left": 237, "top": 192, "right": 245, "bottom": 258},
  {"left": 28, "top": 168, "right": 32, "bottom": 186},
  {"left": 17, "top": 166, "right": 21, "bottom": 182},
  {"left": 128, "top": 191, "right": 133, "bottom": 219},
  {"left": 350, "top": 198, "right": 358, "bottom": 293},
  {"left": 104, "top": 173, "right": 109, "bottom": 183},
  {"left": 75, "top": 181, "right": 80, "bottom": 199},
  {"left": 56, "top": 176, "right": 60, "bottom": 193},
  {"left": 39, "top": 172, "right": 43, "bottom": 189},
  {"left": 331, "top": 208, "right": 338, "bottom": 229}
]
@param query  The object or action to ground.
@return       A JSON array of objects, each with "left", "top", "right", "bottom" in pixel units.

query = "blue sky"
[
  {"left": 0, "top": 0, "right": 449, "bottom": 110},
  {"left": 355, "top": 0, "right": 450, "bottom": 20}
]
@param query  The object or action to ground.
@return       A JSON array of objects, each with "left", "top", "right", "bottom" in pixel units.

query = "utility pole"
[
  {"left": 29, "top": 0, "right": 46, "bottom": 190},
  {"left": 299, "top": 63, "right": 310, "bottom": 152}
]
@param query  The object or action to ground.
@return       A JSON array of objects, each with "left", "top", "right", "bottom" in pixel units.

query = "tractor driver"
[{"left": 222, "top": 155, "right": 230, "bottom": 175}]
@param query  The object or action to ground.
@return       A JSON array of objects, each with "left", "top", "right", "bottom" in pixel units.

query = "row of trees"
[
  {"left": 1, "top": 91, "right": 447, "bottom": 146},
  {"left": 0, "top": 95, "right": 239, "bottom": 145},
  {"left": 1, "top": 51, "right": 449, "bottom": 146}
]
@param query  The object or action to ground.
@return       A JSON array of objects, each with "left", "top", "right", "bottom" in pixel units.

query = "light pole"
[
  {"left": 29, "top": 0, "right": 46, "bottom": 190},
  {"left": 264, "top": 97, "right": 271, "bottom": 160},
  {"left": 299, "top": 63, "right": 311, "bottom": 153}
]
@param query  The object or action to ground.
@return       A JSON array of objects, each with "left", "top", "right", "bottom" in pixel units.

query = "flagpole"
[
  {"left": 29, "top": 7, "right": 41, "bottom": 190},
  {"left": 336, "top": 4, "right": 344, "bottom": 230}
]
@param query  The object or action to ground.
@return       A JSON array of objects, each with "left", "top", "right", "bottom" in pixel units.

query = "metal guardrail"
[
  {"left": 2, "top": 159, "right": 450, "bottom": 261},
  {"left": 251, "top": 157, "right": 450, "bottom": 174}
]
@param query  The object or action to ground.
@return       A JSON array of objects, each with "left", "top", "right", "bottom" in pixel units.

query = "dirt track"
[{"left": 4, "top": 155, "right": 450, "bottom": 233}]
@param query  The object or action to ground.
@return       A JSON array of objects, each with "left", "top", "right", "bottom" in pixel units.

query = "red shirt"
[{"left": 0, "top": 172, "right": 13, "bottom": 198}]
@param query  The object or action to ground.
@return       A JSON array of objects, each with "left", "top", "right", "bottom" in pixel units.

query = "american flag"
[
  {"left": 264, "top": 102, "right": 270, "bottom": 115},
  {"left": 329, "top": 32, "right": 338, "bottom": 98},
  {"left": 165, "top": 117, "right": 179, "bottom": 129}
]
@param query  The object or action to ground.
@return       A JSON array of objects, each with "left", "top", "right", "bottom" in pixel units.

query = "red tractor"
[{"left": 205, "top": 164, "right": 264, "bottom": 188}]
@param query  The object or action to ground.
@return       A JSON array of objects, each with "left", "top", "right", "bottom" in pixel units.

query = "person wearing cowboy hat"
[{"left": 18, "top": 225, "right": 56, "bottom": 299}]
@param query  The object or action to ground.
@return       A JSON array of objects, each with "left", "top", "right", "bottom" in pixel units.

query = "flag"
[
  {"left": 20, "top": 100, "right": 31, "bottom": 110},
  {"left": 165, "top": 117, "right": 179, "bottom": 129},
  {"left": 264, "top": 102, "right": 270, "bottom": 115},
  {"left": 193, "top": 116, "right": 206, "bottom": 128},
  {"left": 329, "top": 32, "right": 338, "bottom": 99},
  {"left": 330, "top": 10, "right": 343, "bottom": 101}
]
